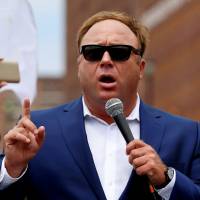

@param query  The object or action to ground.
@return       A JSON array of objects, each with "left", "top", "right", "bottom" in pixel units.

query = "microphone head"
[{"left": 105, "top": 98, "right": 123, "bottom": 117}]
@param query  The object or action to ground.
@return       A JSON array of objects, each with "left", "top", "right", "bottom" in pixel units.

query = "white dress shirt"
[
  {"left": 0, "top": 96, "right": 175, "bottom": 200},
  {"left": 82, "top": 96, "right": 175, "bottom": 200},
  {"left": 83, "top": 97, "right": 140, "bottom": 200},
  {"left": 0, "top": 156, "right": 27, "bottom": 189}
]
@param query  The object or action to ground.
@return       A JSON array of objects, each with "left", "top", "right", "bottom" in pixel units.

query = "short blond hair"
[{"left": 77, "top": 11, "right": 149, "bottom": 57}]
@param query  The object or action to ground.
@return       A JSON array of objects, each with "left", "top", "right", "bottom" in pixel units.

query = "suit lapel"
[
  {"left": 57, "top": 99, "right": 165, "bottom": 200},
  {"left": 57, "top": 98, "right": 106, "bottom": 200},
  {"left": 140, "top": 101, "right": 165, "bottom": 153}
]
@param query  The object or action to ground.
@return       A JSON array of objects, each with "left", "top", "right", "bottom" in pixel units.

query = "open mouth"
[{"left": 99, "top": 75, "right": 116, "bottom": 83}]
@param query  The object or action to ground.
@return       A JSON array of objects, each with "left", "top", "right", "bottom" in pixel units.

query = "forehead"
[{"left": 81, "top": 19, "right": 139, "bottom": 47}]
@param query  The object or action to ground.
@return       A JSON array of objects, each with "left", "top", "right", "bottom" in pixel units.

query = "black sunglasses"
[{"left": 80, "top": 45, "right": 142, "bottom": 62}]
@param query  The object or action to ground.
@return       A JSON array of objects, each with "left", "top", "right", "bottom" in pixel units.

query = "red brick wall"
[
  {"left": 147, "top": 0, "right": 200, "bottom": 120},
  {"left": 66, "top": 0, "right": 200, "bottom": 120},
  {"left": 1, "top": 0, "right": 199, "bottom": 147}
]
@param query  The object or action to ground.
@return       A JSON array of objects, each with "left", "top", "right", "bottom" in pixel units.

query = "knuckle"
[
  {"left": 149, "top": 153, "right": 156, "bottom": 160},
  {"left": 133, "top": 157, "right": 140, "bottom": 166},
  {"left": 146, "top": 145, "right": 152, "bottom": 152},
  {"left": 130, "top": 150, "right": 136, "bottom": 157},
  {"left": 4, "top": 129, "right": 14, "bottom": 139},
  {"left": 147, "top": 160, "right": 155, "bottom": 169}
]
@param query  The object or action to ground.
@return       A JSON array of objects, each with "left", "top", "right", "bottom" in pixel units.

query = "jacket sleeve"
[
  {"left": 0, "top": 154, "right": 26, "bottom": 200},
  {"left": 170, "top": 122, "right": 200, "bottom": 200}
]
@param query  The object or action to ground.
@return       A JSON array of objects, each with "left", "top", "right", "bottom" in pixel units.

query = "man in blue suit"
[{"left": 0, "top": 11, "right": 200, "bottom": 200}]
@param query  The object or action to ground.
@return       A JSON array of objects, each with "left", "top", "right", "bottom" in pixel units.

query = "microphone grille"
[{"left": 105, "top": 98, "right": 123, "bottom": 117}]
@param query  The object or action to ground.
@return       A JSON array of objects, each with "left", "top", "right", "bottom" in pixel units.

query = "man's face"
[{"left": 78, "top": 19, "right": 145, "bottom": 108}]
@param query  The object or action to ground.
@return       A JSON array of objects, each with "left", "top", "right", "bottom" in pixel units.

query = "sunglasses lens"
[
  {"left": 109, "top": 46, "right": 132, "bottom": 61},
  {"left": 82, "top": 45, "right": 104, "bottom": 61},
  {"left": 81, "top": 45, "right": 135, "bottom": 61}
]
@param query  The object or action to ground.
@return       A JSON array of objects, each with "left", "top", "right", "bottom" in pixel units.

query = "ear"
[{"left": 139, "top": 58, "right": 146, "bottom": 79}]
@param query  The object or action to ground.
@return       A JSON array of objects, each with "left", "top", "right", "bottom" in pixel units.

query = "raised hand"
[{"left": 3, "top": 98, "right": 45, "bottom": 178}]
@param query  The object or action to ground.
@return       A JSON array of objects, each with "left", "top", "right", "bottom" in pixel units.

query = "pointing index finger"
[{"left": 22, "top": 98, "right": 31, "bottom": 118}]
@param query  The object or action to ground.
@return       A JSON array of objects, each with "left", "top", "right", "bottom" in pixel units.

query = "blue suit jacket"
[{"left": 0, "top": 98, "right": 200, "bottom": 200}]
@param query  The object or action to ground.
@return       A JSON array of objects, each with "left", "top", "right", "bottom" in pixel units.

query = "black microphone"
[{"left": 105, "top": 98, "right": 134, "bottom": 143}]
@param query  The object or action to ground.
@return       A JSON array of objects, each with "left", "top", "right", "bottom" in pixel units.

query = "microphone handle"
[
  {"left": 113, "top": 113, "right": 158, "bottom": 200},
  {"left": 113, "top": 113, "right": 134, "bottom": 143}
]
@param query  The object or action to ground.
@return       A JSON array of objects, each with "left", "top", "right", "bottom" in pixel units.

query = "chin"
[{"left": 98, "top": 93, "right": 120, "bottom": 102}]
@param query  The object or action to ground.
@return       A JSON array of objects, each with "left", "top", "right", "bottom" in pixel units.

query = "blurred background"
[{"left": 0, "top": 0, "right": 200, "bottom": 148}]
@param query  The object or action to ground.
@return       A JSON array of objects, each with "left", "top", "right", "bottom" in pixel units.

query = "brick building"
[
  {"left": 66, "top": 0, "right": 200, "bottom": 119},
  {"left": 0, "top": 0, "right": 200, "bottom": 147}
]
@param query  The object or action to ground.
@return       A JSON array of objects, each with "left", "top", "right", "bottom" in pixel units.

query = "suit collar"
[{"left": 139, "top": 101, "right": 165, "bottom": 153}]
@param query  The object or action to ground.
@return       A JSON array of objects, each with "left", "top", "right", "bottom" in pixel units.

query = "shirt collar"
[{"left": 82, "top": 95, "right": 140, "bottom": 122}]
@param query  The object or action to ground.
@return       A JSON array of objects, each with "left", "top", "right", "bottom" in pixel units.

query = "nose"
[{"left": 100, "top": 51, "right": 113, "bottom": 64}]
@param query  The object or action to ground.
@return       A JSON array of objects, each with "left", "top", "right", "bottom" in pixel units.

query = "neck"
[
  {"left": 84, "top": 97, "right": 113, "bottom": 124},
  {"left": 83, "top": 95, "right": 138, "bottom": 124}
]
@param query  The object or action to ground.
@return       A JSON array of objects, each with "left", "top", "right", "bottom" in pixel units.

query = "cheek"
[
  {"left": 122, "top": 65, "right": 140, "bottom": 82},
  {"left": 119, "top": 66, "right": 141, "bottom": 92},
  {"left": 78, "top": 66, "right": 86, "bottom": 84},
  {"left": 78, "top": 64, "right": 96, "bottom": 85}
]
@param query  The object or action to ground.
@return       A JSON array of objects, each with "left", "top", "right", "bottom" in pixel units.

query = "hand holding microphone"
[{"left": 105, "top": 98, "right": 168, "bottom": 199}]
